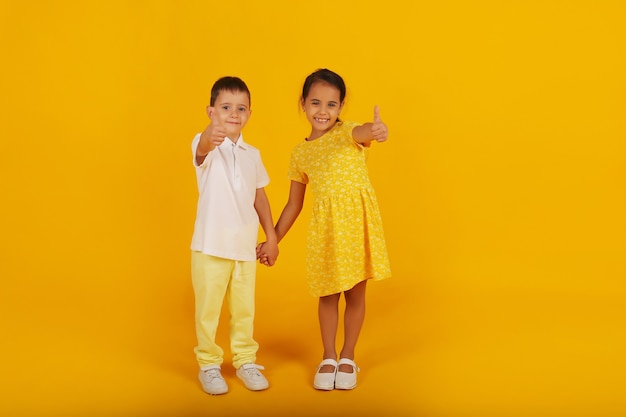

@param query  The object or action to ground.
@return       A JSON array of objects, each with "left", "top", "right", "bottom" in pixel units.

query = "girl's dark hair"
[
  {"left": 301, "top": 68, "right": 346, "bottom": 103},
  {"left": 210, "top": 76, "right": 251, "bottom": 107}
]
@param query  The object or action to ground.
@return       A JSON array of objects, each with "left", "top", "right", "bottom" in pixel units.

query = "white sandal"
[
  {"left": 335, "top": 358, "right": 360, "bottom": 390},
  {"left": 313, "top": 359, "right": 337, "bottom": 390}
]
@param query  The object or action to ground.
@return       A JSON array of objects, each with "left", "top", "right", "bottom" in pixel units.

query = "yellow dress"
[{"left": 288, "top": 121, "right": 392, "bottom": 297}]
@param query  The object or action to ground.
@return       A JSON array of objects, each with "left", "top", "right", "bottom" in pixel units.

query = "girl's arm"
[
  {"left": 275, "top": 180, "right": 307, "bottom": 243},
  {"left": 352, "top": 105, "right": 389, "bottom": 145},
  {"left": 254, "top": 188, "right": 279, "bottom": 265}
]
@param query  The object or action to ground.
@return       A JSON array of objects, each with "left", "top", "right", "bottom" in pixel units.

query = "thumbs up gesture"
[
  {"left": 370, "top": 105, "right": 388, "bottom": 142},
  {"left": 195, "top": 110, "right": 228, "bottom": 164},
  {"left": 203, "top": 116, "right": 227, "bottom": 148}
]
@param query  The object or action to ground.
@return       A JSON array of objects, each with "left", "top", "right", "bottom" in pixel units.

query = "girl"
[{"left": 260, "top": 68, "right": 391, "bottom": 390}]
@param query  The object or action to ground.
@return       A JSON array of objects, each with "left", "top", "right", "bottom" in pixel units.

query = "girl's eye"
[
  {"left": 328, "top": 103, "right": 336, "bottom": 108},
  {"left": 238, "top": 107, "right": 247, "bottom": 112}
]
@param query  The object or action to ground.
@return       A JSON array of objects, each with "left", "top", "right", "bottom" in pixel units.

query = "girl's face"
[
  {"left": 208, "top": 89, "right": 251, "bottom": 140},
  {"left": 301, "top": 82, "right": 343, "bottom": 138}
]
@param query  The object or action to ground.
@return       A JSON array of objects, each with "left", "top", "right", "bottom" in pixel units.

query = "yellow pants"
[{"left": 191, "top": 251, "right": 258, "bottom": 369}]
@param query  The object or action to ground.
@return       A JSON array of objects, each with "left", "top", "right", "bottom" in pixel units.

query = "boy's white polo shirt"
[{"left": 191, "top": 133, "right": 269, "bottom": 261}]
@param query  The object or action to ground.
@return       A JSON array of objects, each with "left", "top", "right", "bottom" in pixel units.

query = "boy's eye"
[
  {"left": 221, "top": 105, "right": 230, "bottom": 110},
  {"left": 237, "top": 107, "right": 247, "bottom": 112}
]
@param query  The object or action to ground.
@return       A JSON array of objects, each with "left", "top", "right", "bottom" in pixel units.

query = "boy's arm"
[
  {"left": 254, "top": 188, "right": 279, "bottom": 265},
  {"left": 196, "top": 121, "right": 227, "bottom": 165},
  {"left": 352, "top": 105, "right": 389, "bottom": 145}
]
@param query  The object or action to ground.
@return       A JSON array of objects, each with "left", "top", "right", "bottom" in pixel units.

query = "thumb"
[
  {"left": 373, "top": 105, "right": 381, "bottom": 123},
  {"left": 209, "top": 112, "right": 226, "bottom": 132},
  {"left": 208, "top": 108, "right": 222, "bottom": 125}
]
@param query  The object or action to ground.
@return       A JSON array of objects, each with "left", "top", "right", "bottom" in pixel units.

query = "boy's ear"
[{"left": 206, "top": 105, "right": 213, "bottom": 119}]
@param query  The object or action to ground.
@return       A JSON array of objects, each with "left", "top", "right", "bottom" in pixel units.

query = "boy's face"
[{"left": 207, "top": 89, "right": 251, "bottom": 140}]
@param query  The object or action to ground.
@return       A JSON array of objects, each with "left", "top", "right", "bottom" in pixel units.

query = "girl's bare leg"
[
  {"left": 339, "top": 280, "right": 367, "bottom": 372},
  {"left": 318, "top": 292, "right": 340, "bottom": 372}
]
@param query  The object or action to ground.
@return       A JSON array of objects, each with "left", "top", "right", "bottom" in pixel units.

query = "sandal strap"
[
  {"left": 318, "top": 359, "right": 338, "bottom": 368},
  {"left": 337, "top": 358, "right": 360, "bottom": 371}
]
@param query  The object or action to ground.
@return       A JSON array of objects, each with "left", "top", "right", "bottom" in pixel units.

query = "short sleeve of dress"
[
  {"left": 340, "top": 121, "right": 371, "bottom": 160},
  {"left": 288, "top": 145, "right": 308, "bottom": 184},
  {"left": 339, "top": 120, "right": 370, "bottom": 149}
]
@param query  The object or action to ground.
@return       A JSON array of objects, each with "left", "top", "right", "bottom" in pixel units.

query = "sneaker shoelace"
[
  {"left": 241, "top": 365, "right": 264, "bottom": 379},
  {"left": 202, "top": 369, "right": 224, "bottom": 383}
]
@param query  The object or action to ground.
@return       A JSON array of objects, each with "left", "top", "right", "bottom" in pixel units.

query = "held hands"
[
  {"left": 256, "top": 241, "right": 279, "bottom": 267},
  {"left": 370, "top": 105, "right": 388, "bottom": 142}
]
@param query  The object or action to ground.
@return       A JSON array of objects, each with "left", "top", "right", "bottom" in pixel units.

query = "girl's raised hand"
[{"left": 370, "top": 105, "right": 388, "bottom": 142}]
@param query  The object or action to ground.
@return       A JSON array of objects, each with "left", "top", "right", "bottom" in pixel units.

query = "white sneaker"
[
  {"left": 199, "top": 366, "right": 228, "bottom": 395},
  {"left": 236, "top": 363, "right": 269, "bottom": 391}
]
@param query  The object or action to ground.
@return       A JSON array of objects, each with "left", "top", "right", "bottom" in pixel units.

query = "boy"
[{"left": 190, "top": 76, "right": 278, "bottom": 395}]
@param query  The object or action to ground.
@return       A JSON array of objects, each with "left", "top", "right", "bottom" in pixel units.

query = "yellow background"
[{"left": 1, "top": 1, "right": 625, "bottom": 416}]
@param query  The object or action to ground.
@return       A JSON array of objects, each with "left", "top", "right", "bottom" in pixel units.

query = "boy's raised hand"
[
  {"left": 203, "top": 118, "right": 227, "bottom": 148},
  {"left": 370, "top": 105, "right": 388, "bottom": 142},
  {"left": 196, "top": 116, "right": 228, "bottom": 164}
]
